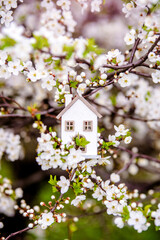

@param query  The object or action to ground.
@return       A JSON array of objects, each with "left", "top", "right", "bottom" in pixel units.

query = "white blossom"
[
  {"left": 110, "top": 173, "right": 120, "bottom": 183},
  {"left": 71, "top": 195, "right": 86, "bottom": 206},
  {"left": 57, "top": 176, "right": 70, "bottom": 194},
  {"left": 38, "top": 212, "right": 54, "bottom": 229}
]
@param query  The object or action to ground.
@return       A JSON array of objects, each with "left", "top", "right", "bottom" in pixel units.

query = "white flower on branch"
[
  {"left": 128, "top": 211, "right": 147, "bottom": 233},
  {"left": 8, "top": 59, "right": 24, "bottom": 76},
  {"left": 151, "top": 70, "right": 160, "bottom": 84},
  {"left": 57, "top": 176, "right": 70, "bottom": 194},
  {"left": 38, "top": 212, "right": 54, "bottom": 229},
  {"left": 114, "top": 124, "right": 129, "bottom": 137},
  {"left": 110, "top": 173, "right": 120, "bottom": 183},
  {"left": 124, "top": 136, "right": 132, "bottom": 144},
  {"left": 71, "top": 195, "right": 86, "bottom": 206},
  {"left": 114, "top": 217, "right": 124, "bottom": 228}
]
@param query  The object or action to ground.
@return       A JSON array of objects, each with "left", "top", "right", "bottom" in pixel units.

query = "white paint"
[
  {"left": 65, "top": 94, "right": 73, "bottom": 107},
  {"left": 61, "top": 99, "right": 98, "bottom": 157}
]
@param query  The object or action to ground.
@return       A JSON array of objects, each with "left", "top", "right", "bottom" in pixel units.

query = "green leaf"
[
  {"left": 75, "top": 134, "right": 90, "bottom": 147},
  {"left": 150, "top": 2, "right": 160, "bottom": 13},
  {"left": 102, "top": 141, "right": 115, "bottom": 150},
  {"left": 7, "top": 55, "right": 12, "bottom": 61},
  {"left": 70, "top": 81, "right": 78, "bottom": 88},
  {"left": 49, "top": 127, "right": 53, "bottom": 132},
  {"left": 144, "top": 205, "right": 152, "bottom": 216},
  {"left": 48, "top": 175, "right": 57, "bottom": 186},
  {"left": 95, "top": 93, "right": 100, "bottom": 99},
  {"left": 83, "top": 38, "right": 104, "bottom": 57},
  {"left": 156, "top": 61, "right": 160, "bottom": 66},
  {"left": 0, "top": 36, "right": 17, "bottom": 50},
  {"left": 142, "top": 25, "right": 152, "bottom": 33},
  {"left": 107, "top": 69, "right": 115, "bottom": 73},
  {"left": 75, "top": 136, "right": 80, "bottom": 146},
  {"left": 52, "top": 186, "right": 58, "bottom": 193},
  {"left": 145, "top": 91, "right": 151, "bottom": 101},
  {"left": 69, "top": 222, "right": 78, "bottom": 233},
  {"left": 63, "top": 44, "right": 74, "bottom": 59},
  {"left": 32, "top": 35, "right": 49, "bottom": 50},
  {"left": 73, "top": 182, "right": 83, "bottom": 195},
  {"left": 36, "top": 114, "right": 41, "bottom": 121},
  {"left": 54, "top": 59, "right": 63, "bottom": 70},
  {"left": 53, "top": 142, "right": 58, "bottom": 148},
  {"left": 79, "top": 138, "right": 90, "bottom": 147},
  {"left": 112, "top": 58, "right": 117, "bottom": 64},
  {"left": 110, "top": 95, "right": 117, "bottom": 106},
  {"left": 122, "top": 206, "right": 130, "bottom": 221},
  {"left": 44, "top": 56, "right": 53, "bottom": 64},
  {"left": 97, "top": 127, "right": 105, "bottom": 133},
  {"left": 155, "top": 226, "right": 160, "bottom": 231}
]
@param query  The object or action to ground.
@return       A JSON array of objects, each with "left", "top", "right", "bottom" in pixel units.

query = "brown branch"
[
  {"left": 130, "top": 70, "right": 151, "bottom": 78},
  {"left": 92, "top": 101, "right": 160, "bottom": 122},
  {"left": 135, "top": 36, "right": 160, "bottom": 66},
  {"left": 75, "top": 58, "right": 91, "bottom": 67},
  {"left": 0, "top": 95, "right": 27, "bottom": 112},
  {"left": 6, "top": 170, "right": 76, "bottom": 239},
  {"left": 4, "top": 226, "right": 32, "bottom": 240},
  {"left": 129, "top": 38, "right": 141, "bottom": 63},
  {"left": 84, "top": 79, "right": 114, "bottom": 98},
  {"left": 141, "top": 63, "right": 160, "bottom": 70},
  {"left": 0, "top": 114, "right": 31, "bottom": 118},
  {"left": 116, "top": 145, "right": 160, "bottom": 164},
  {"left": 117, "top": 154, "right": 137, "bottom": 174},
  {"left": 102, "top": 64, "right": 132, "bottom": 70}
]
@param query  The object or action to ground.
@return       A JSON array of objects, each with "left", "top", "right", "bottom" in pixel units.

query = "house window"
[
  {"left": 83, "top": 121, "right": 93, "bottom": 132},
  {"left": 65, "top": 121, "right": 74, "bottom": 131},
  {"left": 79, "top": 146, "right": 86, "bottom": 153}
]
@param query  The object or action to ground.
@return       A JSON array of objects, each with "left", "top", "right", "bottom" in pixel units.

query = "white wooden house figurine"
[{"left": 56, "top": 94, "right": 102, "bottom": 158}]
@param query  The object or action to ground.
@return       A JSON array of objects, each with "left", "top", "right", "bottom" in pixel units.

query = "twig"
[
  {"left": 0, "top": 114, "right": 31, "bottom": 118},
  {"left": 130, "top": 70, "right": 151, "bottom": 78},
  {"left": 129, "top": 38, "right": 140, "bottom": 63},
  {"left": 116, "top": 145, "right": 160, "bottom": 164},
  {"left": 92, "top": 101, "right": 160, "bottom": 122},
  {"left": 117, "top": 154, "right": 137, "bottom": 174},
  {"left": 4, "top": 227, "right": 32, "bottom": 240},
  {"left": 0, "top": 95, "right": 27, "bottom": 111},
  {"left": 51, "top": 169, "right": 76, "bottom": 213}
]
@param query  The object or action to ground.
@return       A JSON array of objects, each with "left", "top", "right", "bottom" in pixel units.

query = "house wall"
[{"left": 61, "top": 99, "right": 98, "bottom": 156}]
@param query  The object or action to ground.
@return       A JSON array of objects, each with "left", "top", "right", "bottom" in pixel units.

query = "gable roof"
[{"left": 56, "top": 95, "right": 102, "bottom": 119}]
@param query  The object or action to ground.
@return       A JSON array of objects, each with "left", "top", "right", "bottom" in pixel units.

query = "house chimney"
[{"left": 65, "top": 94, "right": 73, "bottom": 107}]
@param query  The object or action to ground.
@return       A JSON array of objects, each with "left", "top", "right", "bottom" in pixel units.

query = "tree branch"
[
  {"left": 4, "top": 227, "right": 32, "bottom": 240},
  {"left": 129, "top": 38, "right": 141, "bottom": 63}
]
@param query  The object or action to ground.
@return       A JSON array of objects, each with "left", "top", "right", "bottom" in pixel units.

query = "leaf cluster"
[
  {"left": 75, "top": 134, "right": 90, "bottom": 148},
  {"left": 32, "top": 35, "right": 49, "bottom": 50},
  {"left": 48, "top": 175, "right": 58, "bottom": 193}
]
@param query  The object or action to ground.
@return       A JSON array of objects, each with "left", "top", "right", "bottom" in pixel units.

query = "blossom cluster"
[
  {"left": 0, "top": 0, "right": 23, "bottom": 26},
  {"left": 36, "top": 123, "right": 131, "bottom": 171},
  {"left": 24, "top": 152, "right": 160, "bottom": 233},
  {"left": 16, "top": 194, "right": 69, "bottom": 230},
  {"left": 1, "top": 0, "right": 160, "bottom": 238},
  {"left": 76, "top": 0, "right": 103, "bottom": 13},
  {"left": 0, "top": 175, "right": 23, "bottom": 224},
  {"left": 0, "top": 128, "right": 22, "bottom": 161}
]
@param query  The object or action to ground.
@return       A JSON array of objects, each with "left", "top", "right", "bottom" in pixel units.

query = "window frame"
[
  {"left": 65, "top": 121, "right": 75, "bottom": 132},
  {"left": 79, "top": 146, "right": 87, "bottom": 153},
  {"left": 83, "top": 120, "right": 93, "bottom": 132}
]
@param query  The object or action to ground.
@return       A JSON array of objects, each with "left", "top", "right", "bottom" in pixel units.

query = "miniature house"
[{"left": 56, "top": 94, "right": 102, "bottom": 158}]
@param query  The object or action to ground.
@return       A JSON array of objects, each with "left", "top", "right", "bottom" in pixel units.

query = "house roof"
[{"left": 56, "top": 95, "right": 102, "bottom": 119}]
